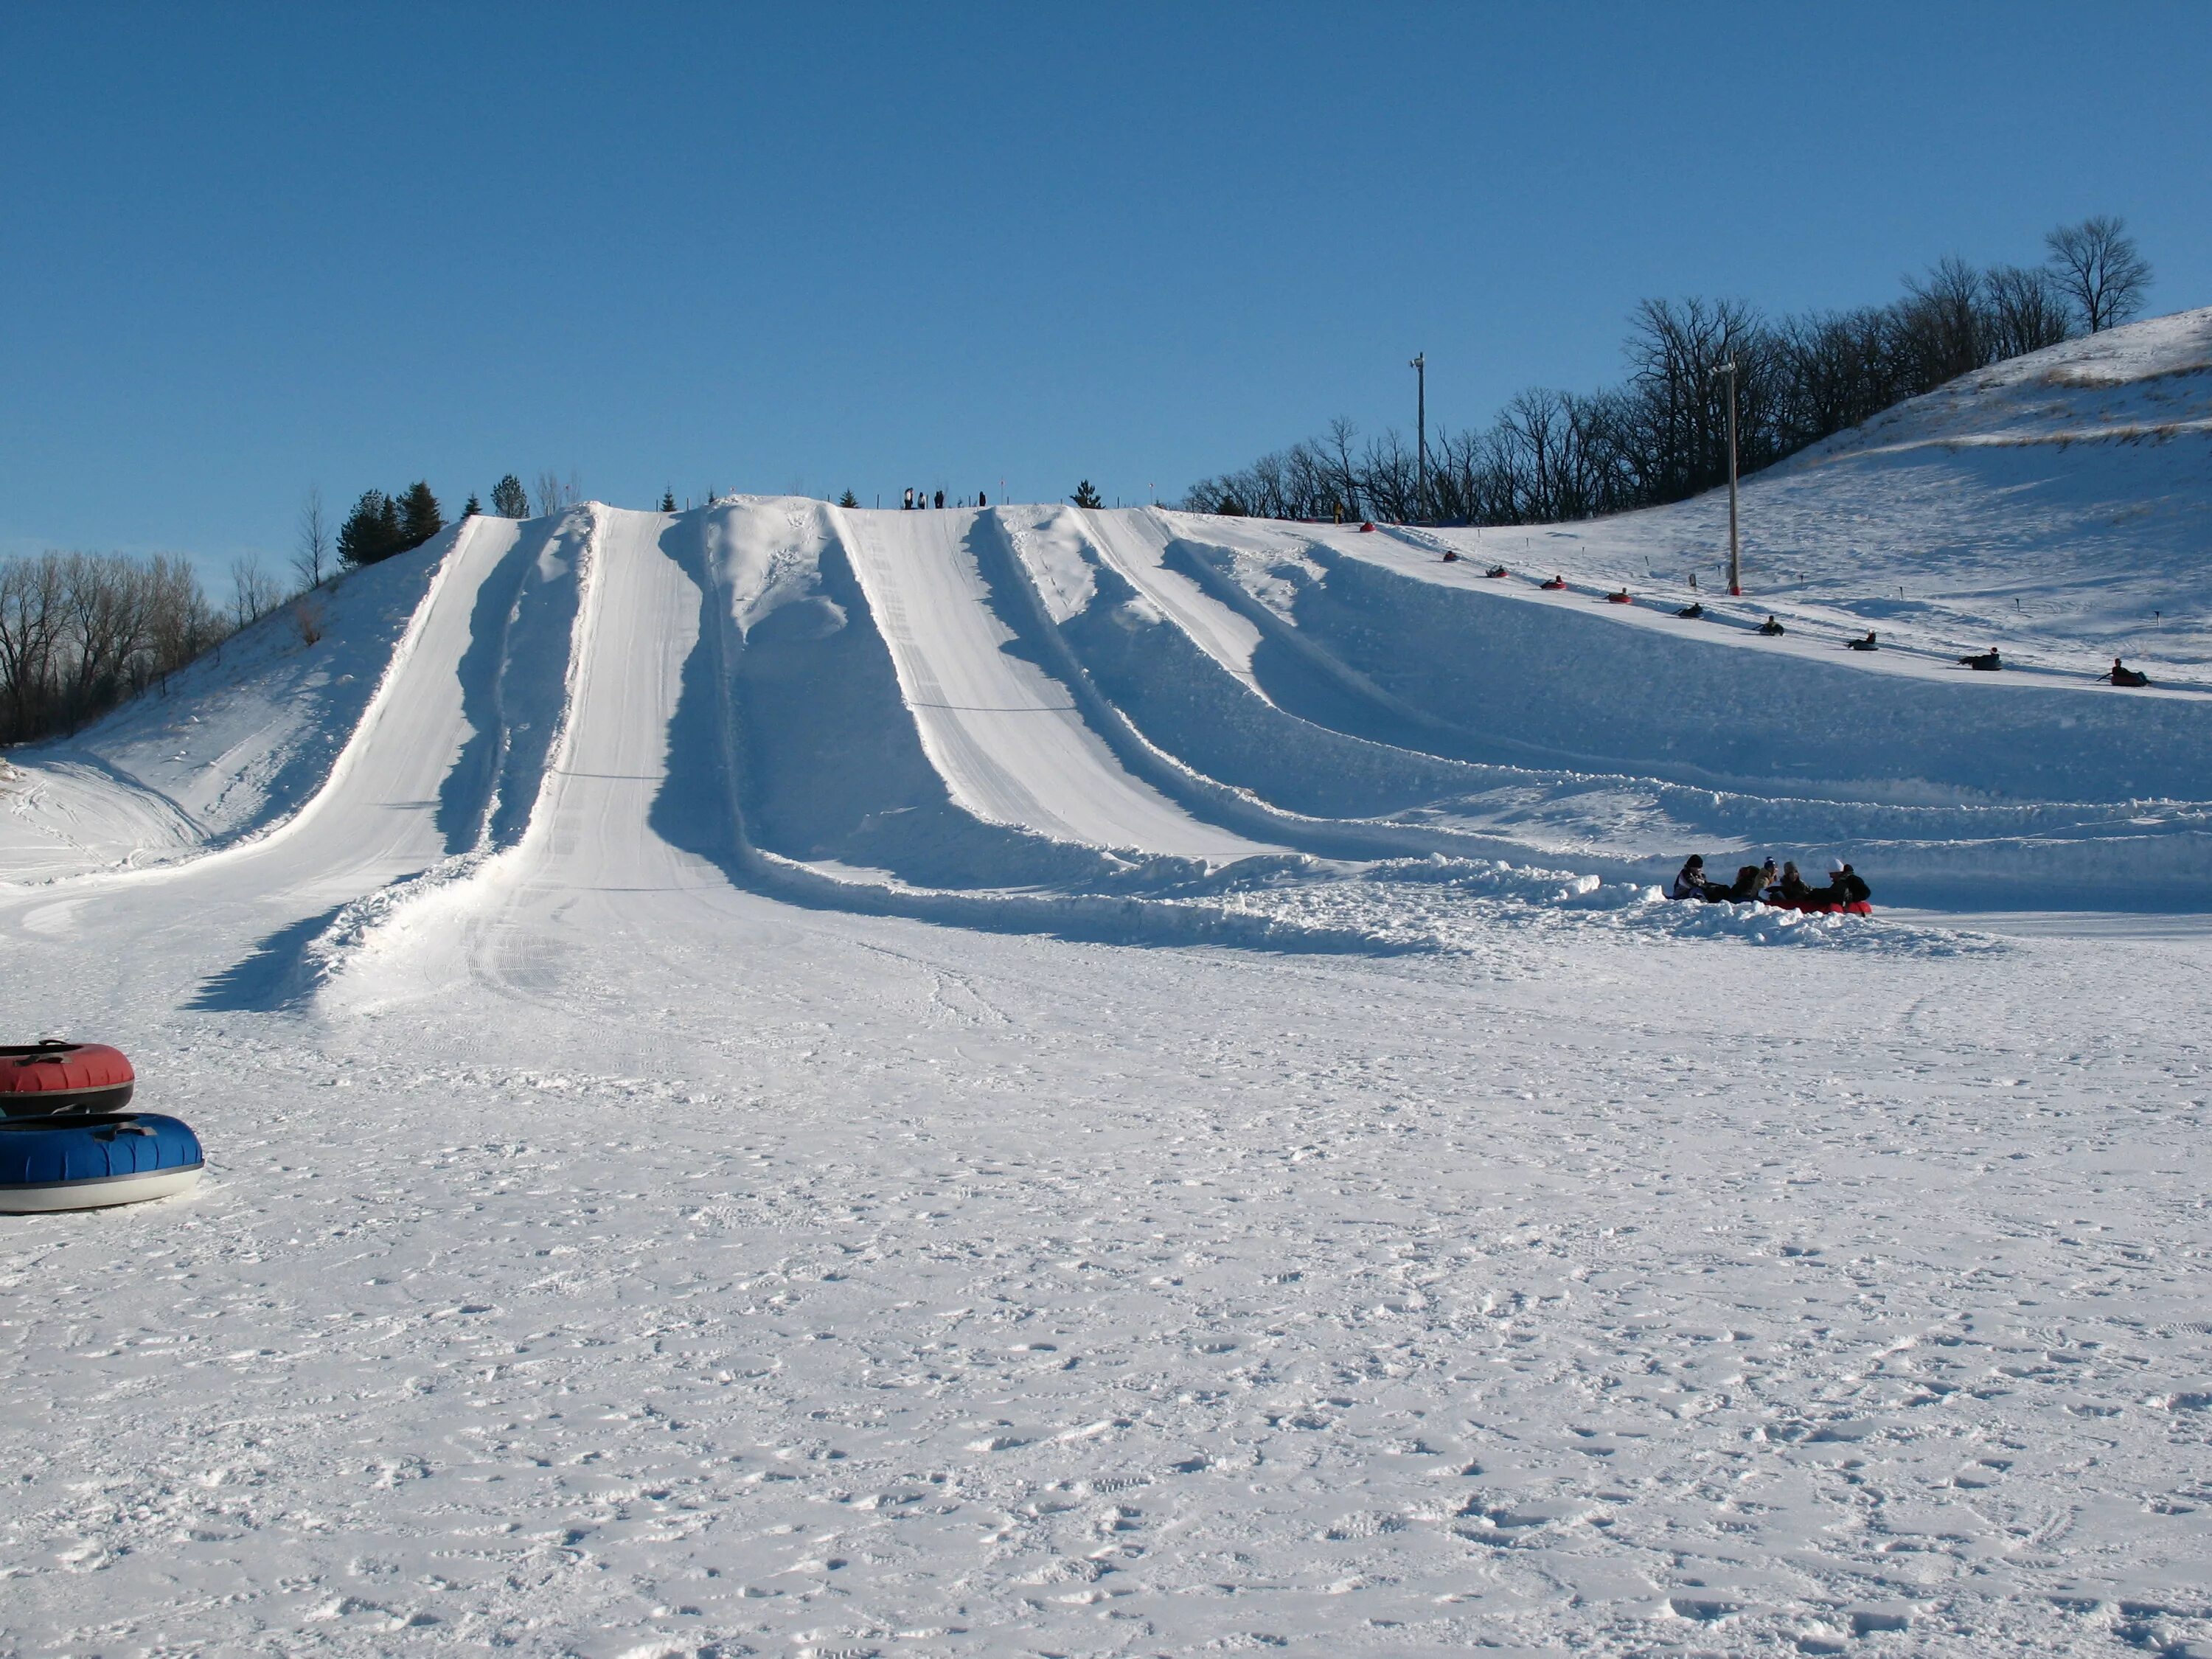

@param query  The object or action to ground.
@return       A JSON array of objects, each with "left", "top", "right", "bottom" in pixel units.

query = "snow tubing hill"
[
  {"left": 1, "top": 1041, "right": 136, "bottom": 1116},
  {"left": 0, "top": 1113, "right": 202, "bottom": 1213}
]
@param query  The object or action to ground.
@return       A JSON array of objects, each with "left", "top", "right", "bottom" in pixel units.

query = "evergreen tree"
[
  {"left": 838, "top": 489, "right": 859, "bottom": 508},
  {"left": 398, "top": 481, "right": 443, "bottom": 549},
  {"left": 1071, "top": 479, "right": 1104, "bottom": 509},
  {"left": 490, "top": 473, "right": 529, "bottom": 518},
  {"left": 659, "top": 488, "right": 677, "bottom": 512},
  {"left": 338, "top": 490, "right": 399, "bottom": 566},
  {"left": 462, "top": 493, "right": 481, "bottom": 518},
  {"left": 377, "top": 492, "right": 404, "bottom": 556}
]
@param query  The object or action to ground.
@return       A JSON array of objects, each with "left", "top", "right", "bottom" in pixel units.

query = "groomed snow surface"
[{"left": 3, "top": 311, "right": 2211, "bottom": 1655}]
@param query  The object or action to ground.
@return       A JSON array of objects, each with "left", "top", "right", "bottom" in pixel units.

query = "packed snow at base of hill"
[{"left": 2, "top": 309, "right": 2211, "bottom": 1657}]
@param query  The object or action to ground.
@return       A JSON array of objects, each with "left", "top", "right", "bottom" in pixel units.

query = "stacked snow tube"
[
  {"left": 0, "top": 1040, "right": 203, "bottom": 1213},
  {"left": 1760, "top": 899, "right": 1875, "bottom": 917},
  {"left": 0, "top": 1113, "right": 203, "bottom": 1213},
  {"left": 1, "top": 1040, "right": 136, "bottom": 1116}
]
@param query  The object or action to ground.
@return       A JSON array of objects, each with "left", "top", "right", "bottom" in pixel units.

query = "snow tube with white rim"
[
  {"left": 1, "top": 1040, "right": 136, "bottom": 1116},
  {"left": 0, "top": 1113, "right": 203, "bottom": 1213}
]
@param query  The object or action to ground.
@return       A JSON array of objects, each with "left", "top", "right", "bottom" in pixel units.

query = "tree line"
[
  {"left": 0, "top": 465, "right": 601, "bottom": 750},
  {"left": 331, "top": 469, "right": 585, "bottom": 568},
  {"left": 1183, "top": 216, "right": 2154, "bottom": 526},
  {"left": 0, "top": 552, "right": 223, "bottom": 745}
]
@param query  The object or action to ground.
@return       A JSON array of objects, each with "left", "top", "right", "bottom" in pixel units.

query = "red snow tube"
[
  {"left": 1759, "top": 900, "right": 1875, "bottom": 917},
  {"left": 1605, "top": 591, "right": 1633, "bottom": 604},
  {"left": 1, "top": 1041, "right": 136, "bottom": 1117}
]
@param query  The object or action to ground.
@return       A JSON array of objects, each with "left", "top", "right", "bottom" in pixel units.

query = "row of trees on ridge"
[{"left": 1184, "top": 216, "right": 2155, "bottom": 526}]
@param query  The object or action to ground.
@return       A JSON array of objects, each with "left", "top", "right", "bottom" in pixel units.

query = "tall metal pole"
[
  {"left": 1719, "top": 357, "right": 1741, "bottom": 595},
  {"left": 1410, "top": 352, "right": 1427, "bottom": 524}
]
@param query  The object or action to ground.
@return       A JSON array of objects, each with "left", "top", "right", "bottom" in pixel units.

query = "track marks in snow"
[
  {"left": 838, "top": 505, "right": 1267, "bottom": 863},
  {"left": 15, "top": 928, "right": 2211, "bottom": 1655}
]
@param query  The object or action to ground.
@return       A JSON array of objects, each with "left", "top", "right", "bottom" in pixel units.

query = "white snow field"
[{"left": 3, "top": 313, "right": 2211, "bottom": 1657}]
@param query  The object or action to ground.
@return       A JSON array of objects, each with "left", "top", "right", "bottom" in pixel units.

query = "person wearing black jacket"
[{"left": 1804, "top": 859, "right": 1871, "bottom": 907}]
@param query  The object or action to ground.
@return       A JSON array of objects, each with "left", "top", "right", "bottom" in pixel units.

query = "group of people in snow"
[
  {"left": 902, "top": 488, "right": 989, "bottom": 510},
  {"left": 1503, "top": 570, "right": 2163, "bottom": 686},
  {"left": 1669, "top": 854, "right": 1871, "bottom": 910}
]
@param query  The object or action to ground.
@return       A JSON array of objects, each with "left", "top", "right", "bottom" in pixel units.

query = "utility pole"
[
  {"left": 1714, "top": 356, "right": 1741, "bottom": 594},
  {"left": 1409, "top": 352, "right": 1427, "bottom": 524}
]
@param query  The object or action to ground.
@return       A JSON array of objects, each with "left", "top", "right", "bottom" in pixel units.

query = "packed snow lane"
[
  {"left": 837, "top": 506, "right": 1268, "bottom": 863},
  {"left": 512, "top": 506, "right": 703, "bottom": 893},
  {"left": 338, "top": 506, "right": 750, "bottom": 1009},
  {"left": 1066, "top": 504, "right": 1266, "bottom": 688}
]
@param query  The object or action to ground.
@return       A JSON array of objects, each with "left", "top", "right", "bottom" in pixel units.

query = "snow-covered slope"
[
  {"left": 1424, "top": 305, "right": 2212, "bottom": 673},
  {"left": 10, "top": 308, "right": 2212, "bottom": 919},
  {"left": 5, "top": 327, "right": 2212, "bottom": 1655}
]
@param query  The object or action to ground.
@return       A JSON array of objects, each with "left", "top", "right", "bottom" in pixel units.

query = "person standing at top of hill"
[
  {"left": 979, "top": 491, "right": 988, "bottom": 508},
  {"left": 934, "top": 490, "right": 945, "bottom": 509},
  {"left": 902, "top": 487, "right": 914, "bottom": 510}
]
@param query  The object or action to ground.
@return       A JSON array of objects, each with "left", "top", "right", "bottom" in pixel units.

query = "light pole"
[
  {"left": 1409, "top": 352, "right": 1427, "bottom": 524},
  {"left": 1712, "top": 356, "right": 1741, "bottom": 594}
]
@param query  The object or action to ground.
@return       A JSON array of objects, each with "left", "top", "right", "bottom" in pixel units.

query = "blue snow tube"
[{"left": 0, "top": 1113, "right": 204, "bottom": 1214}]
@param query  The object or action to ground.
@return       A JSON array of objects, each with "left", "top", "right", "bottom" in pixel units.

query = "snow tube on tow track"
[
  {"left": 0, "top": 1113, "right": 202, "bottom": 1213},
  {"left": 1, "top": 1040, "right": 136, "bottom": 1116}
]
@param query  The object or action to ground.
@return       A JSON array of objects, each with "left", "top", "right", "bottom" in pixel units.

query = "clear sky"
[{"left": 4, "top": 1, "right": 2208, "bottom": 580}]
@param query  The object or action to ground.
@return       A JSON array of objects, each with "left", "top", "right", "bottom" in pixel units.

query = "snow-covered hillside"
[
  {"left": 1425, "top": 305, "right": 2212, "bottom": 674},
  {"left": 3, "top": 314, "right": 2211, "bottom": 1657}
]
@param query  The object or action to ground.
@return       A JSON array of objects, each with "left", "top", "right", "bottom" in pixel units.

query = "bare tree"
[
  {"left": 229, "top": 554, "right": 285, "bottom": 630},
  {"left": 1, "top": 551, "right": 221, "bottom": 742},
  {"left": 533, "top": 468, "right": 582, "bottom": 517},
  {"left": 1983, "top": 265, "right": 2074, "bottom": 360},
  {"left": 293, "top": 484, "right": 330, "bottom": 591},
  {"left": 1896, "top": 256, "right": 1989, "bottom": 387},
  {"left": 2045, "top": 215, "right": 2152, "bottom": 333}
]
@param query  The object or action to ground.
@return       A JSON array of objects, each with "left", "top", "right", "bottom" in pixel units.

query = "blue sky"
[{"left": 3, "top": 2, "right": 2207, "bottom": 579}]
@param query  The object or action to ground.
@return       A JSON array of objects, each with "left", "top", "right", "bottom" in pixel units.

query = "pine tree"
[
  {"left": 398, "top": 481, "right": 444, "bottom": 549},
  {"left": 660, "top": 488, "right": 677, "bottom": 512},
  {"left": 338, "top": 490, "right": 400, "bottom": 566},
  {"left": 1071, "top": 479, "right": 1104, "bottom": 509},
  {"left": 490, "top": 473, "right": 529, "bottom": 518},
  {"left": 462, "top": 493, "right": 481, "bottom": 518},
  {"left": 838, "top": 489, "right": 859, "bottom": 508}
]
